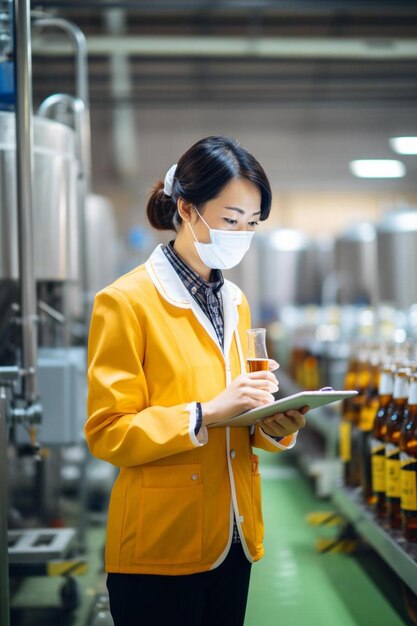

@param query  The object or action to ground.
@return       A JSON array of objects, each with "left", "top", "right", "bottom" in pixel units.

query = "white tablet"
[{"left": 208, "top": 389, "right": 358, "bottom": 428}]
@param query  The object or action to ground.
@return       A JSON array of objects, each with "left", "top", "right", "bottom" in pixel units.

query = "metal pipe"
[
  {"left": 32, "top": 35, "right": 417, "bottom": 60},
  {"left": 34, "top": 22, "right": 92, "bottom": 328},
  {"left": 24, "top": 0, "right": 417, "bottom": 10},
  {"left": 0, "top": 386, "right": 10, "bottom": 626},
  {"left": 37, "top": 93, "right": 90, "bottom": 328},
  {"left": 105, "top": 8, "right": 139, "bottom": 180},
  {"left": 13, "top": 0, "right": 39, "bottom": 404},
  {"left": 33, "top": 18, "right": 91, "bottom": 186},
  {"left": 38, "top": 300, "right": 66, "bottom": 325},
  {"left": 38, "top": 93, "right": 86, "bottom": 174},
  {"left": 33, "top": 18, "right": 88, "bottom": 105}
]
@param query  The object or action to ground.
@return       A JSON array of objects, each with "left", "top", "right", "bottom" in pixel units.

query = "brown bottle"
[
  {"left": 370, "top": 365, "right": 394, "bottom": 518},
  {"left": 340, "top": 352, "right": 359, "bottom": 486},
  {"left": 400, "top": 373, "right": 417, "bottom": 542},
  {"left": 349, "top": 349, "right": 372, "bottom": 487},
  {"left": 359, "top": 351, "right": 380, "bottom": 504},
  {"left": 302, "top": 353, "right": 320, "bottom": 391},
  {"left": 385, "top": 369, "right": 410, "bottom": 530}
]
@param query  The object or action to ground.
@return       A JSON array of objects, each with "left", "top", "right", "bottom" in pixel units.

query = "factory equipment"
[
  {"left": 334, "top": 221, "right": 377, "bottom": 306},
  {"left": 257, "top": 229, "right": 323, "bottom": 320},
  {"left": 0, "top": 3, "right": 119, "bottom": 622},
  {"left": 1, "top": 0, "right": 40, "bottom": 622},
  {"left": 0, "top": 0, "right": 14, "bottom": 111},
  {"left": 0, "top": 111, "right": 79, "bottom": 282},
  {"left": 376, "top": 208, "right": 417, "bottom": 310},
  {"left": 85, "top": 193, "right": 119, "bottom": 313}
]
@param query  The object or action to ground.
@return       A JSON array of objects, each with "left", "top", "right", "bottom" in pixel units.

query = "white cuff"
[{"left": 187, "top": 402, "right": 208, "bottom": 447}]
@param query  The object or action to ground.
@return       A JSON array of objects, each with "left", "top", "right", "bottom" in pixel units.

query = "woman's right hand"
[{"left": 201, "top": 371, "right": 279, "bottom": 426}]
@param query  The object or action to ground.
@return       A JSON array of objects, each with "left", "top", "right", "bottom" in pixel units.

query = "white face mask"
[{"left": 187, "top": 208, "right": 255, "bottom": 270}]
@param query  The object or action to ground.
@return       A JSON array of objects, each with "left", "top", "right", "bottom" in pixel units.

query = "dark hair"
[{"left": 146, "top": 136, "right": 272, "bottom": 231}]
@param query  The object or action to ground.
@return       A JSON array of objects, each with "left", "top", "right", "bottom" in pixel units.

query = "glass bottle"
[
  {"left": 370, "top": 365, "right": 394, "bottom": 518},
  {"left": 400, "top": 373, "right": 417, "bottom": 542},
  {"left": 340, "top": 351, "right": 359, "bottom": 486},
  {"left": 359, "top": 348, "right": 380, "bottom": 504},
  {"left": 349, "top": 346, "right": 372, "bottom": 488},
  {"left": 385, "top": 368, "right": 410, "bottom": 530}
]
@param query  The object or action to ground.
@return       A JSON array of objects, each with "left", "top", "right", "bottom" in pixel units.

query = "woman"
[{"left": 85, "top": 136, "right": 307, "bottom": 626}]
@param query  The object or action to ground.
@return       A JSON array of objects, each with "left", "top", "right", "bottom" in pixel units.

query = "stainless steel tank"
[
  {"left": 257, "top": 229, "right": 321, "bottom": 318},
  {"left": 376, "top": 209, "right": 417, "bottom": 309},
  {"left": 334, "top": 222, "right": 377, "bottom": 305},
  {"left": 85, "top": 193, "right": 118, "bottom": 304},
  {"left": 0, "top": 111, "right": 79, "bottom": 281}
]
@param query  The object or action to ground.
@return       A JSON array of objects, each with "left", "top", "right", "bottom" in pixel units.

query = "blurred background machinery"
[{"left": 0, "top": 1, "right": 118, "bottom": 623}]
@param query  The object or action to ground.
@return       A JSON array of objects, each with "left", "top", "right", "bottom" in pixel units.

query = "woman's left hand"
[{"left": 260, "top": 406, "right": 309, "bottom": 438}]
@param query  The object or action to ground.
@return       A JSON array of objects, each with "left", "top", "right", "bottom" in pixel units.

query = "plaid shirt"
[{"left": 163, "top": 241, "right": 225, "bottom": 347}]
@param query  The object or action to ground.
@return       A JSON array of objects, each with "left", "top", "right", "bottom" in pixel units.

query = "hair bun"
[{"left": 146, "top": 180, "right": 177, "bottom": 231}]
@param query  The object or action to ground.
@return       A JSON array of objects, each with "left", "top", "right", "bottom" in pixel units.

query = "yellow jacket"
[{"left": 85, "top": 245, "right": 296, "bottom": 575}]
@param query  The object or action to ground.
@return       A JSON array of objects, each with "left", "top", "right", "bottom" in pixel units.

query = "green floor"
[
  {"left": 246, "top": 450, "right": 412, "bottom": 626},
  {"left": 10, "top": 452, "right": 414, "bottom": 626}
]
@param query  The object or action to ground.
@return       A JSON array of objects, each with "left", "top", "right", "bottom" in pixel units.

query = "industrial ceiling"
[{"left": 30, "top": 0, "right": 417, "bottom": 191}]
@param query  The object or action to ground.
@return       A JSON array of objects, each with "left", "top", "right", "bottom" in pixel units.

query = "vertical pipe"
[
  {"left": 0, "top": 386, "right": 10, "bottom": 626},
  {"left": 34, "top": 19, "right": 92, "bottom": 327},
  {"left": 13, "top": 0, "right": 38, "bottom": 403},
  {"left": 33, "top": 18, "right": 91, "bottom": 186}
]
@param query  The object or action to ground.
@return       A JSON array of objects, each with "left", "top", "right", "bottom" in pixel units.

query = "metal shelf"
[
  {"left": 279, "top": 371, "right": 417, "bottom": 591},
  {"left": 332, "top": 486, "right": 417, "bottom": 596}
]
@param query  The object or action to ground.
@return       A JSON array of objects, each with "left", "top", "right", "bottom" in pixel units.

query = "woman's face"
[{"left": 186, "top": 177, "right": 262, "bottom": 244}]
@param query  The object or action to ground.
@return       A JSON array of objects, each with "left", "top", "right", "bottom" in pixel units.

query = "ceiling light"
[
  {"left": 349, "top": 159, "right": 406, "bottom": 178},
  {"left": 389, "top": 136, "right": 417, "bottom": 155}
]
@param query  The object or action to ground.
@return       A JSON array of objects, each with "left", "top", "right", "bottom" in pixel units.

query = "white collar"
[
  {"left": 145, "top": 244, "right": 243, "bottom": 357},
  {"left": 145, "top": 244, "right": 242, "bottom": 309}
]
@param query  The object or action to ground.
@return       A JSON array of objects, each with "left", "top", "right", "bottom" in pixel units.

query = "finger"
[
  {"left": 261, "top": 420, "right": 287, "bottom": 436},
  {"left": 268, "top": 359, "right": 280, "bottom": 371},
  {"left": 266, "top": 415, "right": 298, "bottom": 434},
  {"left": 243, "top": 377, "right": 278, "bottom": 393},
  {"left": 247, "top": 371, "right": 278, "bottom": 383},
  {"left": 246, "top": 387, "right": 275, "bottom": 404},
  {"left": 283, "top": 411, "right": 306, "bottom": 428},
  {"left": 261, "top": 424, "right": 281, "bottom": 436},
  {"left": 285, "top": 410, "right": 306, "bottom": 420},
  {"left": 264, "top": 411, "right": 287, "bottom": 423},
  {"left": 301, "top": 405, "right": 310, "bottom": 414},
  {"left": 243, "top": 387, "right": 275, "bottom": 405},
  {"left": 264, "top": 412, "right": 304, "bottom": 426}
]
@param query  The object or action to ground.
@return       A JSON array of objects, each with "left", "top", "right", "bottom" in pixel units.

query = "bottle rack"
[
  {"left": 332, "top": 486, "right": 417, "bottom": 596},
  {"left": 278, "top": 370, "right": 417, "bottom": 595}
]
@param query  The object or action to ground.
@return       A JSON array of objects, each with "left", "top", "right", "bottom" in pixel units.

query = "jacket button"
[
  {"left": 191, "top": 474, "right": 199, "bottom": 481},
  {"left": 230, "top": 450, "right": 236, "bottom": 459},
  {"left": 239, "top": 515, "right": 244, "bottom": 523}
]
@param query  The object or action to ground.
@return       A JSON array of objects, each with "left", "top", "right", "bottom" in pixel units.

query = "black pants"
[{"left": 106, "top": 541, "right": 252, "bottom": 626}]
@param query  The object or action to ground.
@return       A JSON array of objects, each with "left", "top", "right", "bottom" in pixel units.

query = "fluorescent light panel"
[
  {"left": 389, "top": 136, "right": 417, "bottom": 155},
  {"left": 349, "top": 159, "right": 406, "bottom": 178}
]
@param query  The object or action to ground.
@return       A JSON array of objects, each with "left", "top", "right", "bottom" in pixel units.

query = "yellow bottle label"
[
  {"left": 339, "top": 421, "right": 351, "bottom": 462},
  {"left": 371, "top": 438, "right": 386, "bottom": 493},
  {"left": 386, "top": 444, "right": 401, "bottom": 498},
  {"left": 359, "top": 405, "right": 377, "bottom": 431},
  {"left": 400, "top": 452, "right": 417, "bottom": 512}
]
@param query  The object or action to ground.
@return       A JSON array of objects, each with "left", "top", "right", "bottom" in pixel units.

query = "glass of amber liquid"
[{"left": 246, "top": 328, "right": 269, "bottom": 372}]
